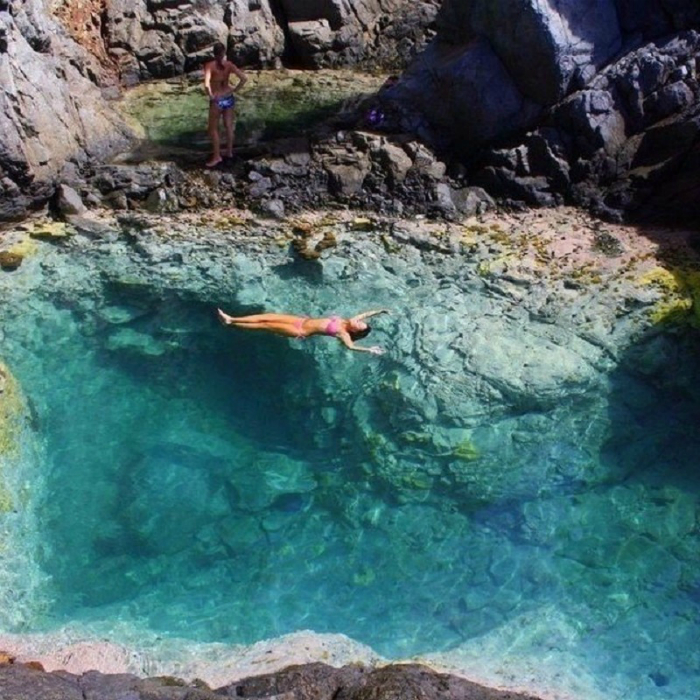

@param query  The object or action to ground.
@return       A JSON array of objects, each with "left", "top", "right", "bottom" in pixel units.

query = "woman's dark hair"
[
  {"left": 349, "top": 325, "right": 372, "bottom": 341},
  {"left": 213, "top": 42, "right": 226, "bottom": 59}
]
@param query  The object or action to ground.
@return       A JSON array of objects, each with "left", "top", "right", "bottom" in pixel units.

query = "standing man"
[{"left": 203, "top": 42, "right": 247, "bottom": 168}]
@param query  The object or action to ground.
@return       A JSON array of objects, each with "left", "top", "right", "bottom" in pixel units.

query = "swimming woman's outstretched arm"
[
  {"left": 338, "top": 331, "right": 384, "bottom": 355},
  {"left": 352, "top": 309, "right": 390, "bottom": 322}
]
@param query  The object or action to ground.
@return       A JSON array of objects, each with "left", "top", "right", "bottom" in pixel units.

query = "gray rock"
[
  {"left": 467, "top": 0, "right": 622, "bottom": 104},
  {"left": 467, "top": 29, "right": 700, "bottom": 219},
  {"left": 227, "top": 0, "right": 285, "bottom": 65},
  {"left": 56, "top": 184, "right": 87, "bottom": 216},
  {"left": 0, "top": 664, "right": 84, "bottom": 700},
  {"left": 288, "top": 19, "right": 334, "bottom": 64},
  {"left": 144, "top": 187, "right": 179, "bottom": 213},
  {"left": 0, "top": 662, "right": 544, "bottom": 700},
  {"left": 101, "top": 0, "right": 434, "bottom": 75},
  {"left": 0, "top": 0, "right": 133, "bottom": 221},
  {"left": 388, "top": 37, "right": 542, "bottom": 157},
  {"left": 260, "top": 198, "right": 286, "bottom": 218},
  {"left": 376, "top": 141, "right": 413, "bottom": 184},
  {"left": 324, "top": 156, "right": 371, "bottom": 196},
  {"left": 450, "top": 186, "right": 496, "bottom": 216}
]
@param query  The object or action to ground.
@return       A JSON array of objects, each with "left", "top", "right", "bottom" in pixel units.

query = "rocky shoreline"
[
  {"left": 0, "top": 654, "right": 544, "bottom": 700},
  {"left": 2, "top": 0, "right": 699, "bottom": 223}
]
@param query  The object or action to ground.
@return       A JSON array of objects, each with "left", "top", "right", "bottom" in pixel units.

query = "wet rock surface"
[{"left": 0, "top": 659, "right": 542, "bottom": 700}]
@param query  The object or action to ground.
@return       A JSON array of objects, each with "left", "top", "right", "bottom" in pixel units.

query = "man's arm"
[
  {"left": 203, "top": 63, "right": 213, "bottom": 98},
  {"left": 230, "top": 63, "right": 248, "bottom": 92}
]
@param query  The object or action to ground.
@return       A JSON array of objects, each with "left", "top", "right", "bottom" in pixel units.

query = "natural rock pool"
[
  {"left": 1, "top": 208, "right": 700, "bottom": 699},
  {"left": 117, "top": 69, "right": 386, "bottom": 157}
]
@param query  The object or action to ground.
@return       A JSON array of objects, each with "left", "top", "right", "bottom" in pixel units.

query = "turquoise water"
[{"left": 1, "top": 230, "right": 700, "bottom": 699}]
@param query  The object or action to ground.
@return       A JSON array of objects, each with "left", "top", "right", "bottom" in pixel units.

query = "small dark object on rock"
[
  {"left": 0, "top": 251, "right": 23, "bottom": 271},
  {"left": 24, "top": 661, "right": 45, "bottom": 672},
  {"left": 592, "top": 230, "right": 624, "bottom": 257}
]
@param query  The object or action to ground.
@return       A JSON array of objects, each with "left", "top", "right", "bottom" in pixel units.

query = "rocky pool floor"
[{"left": 1, "top": 205, "right": 699, "bottom": 700}]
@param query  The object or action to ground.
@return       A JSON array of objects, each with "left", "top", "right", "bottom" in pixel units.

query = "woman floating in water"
[{"left": 217, "top": 308, "right": 389, "bottom": 355}]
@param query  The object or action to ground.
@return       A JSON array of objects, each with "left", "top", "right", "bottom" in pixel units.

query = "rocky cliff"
[
  {"left": 0, "top": 0, "right": 132, "bottom": 220},
  {"left": 382, "top": 0, "right": 700, "bottom": 221},
  {"left": 103, "top": 0, "right": 439, "bottom": 81},
  {"left": 0, "top": 0, "right": 438, "bottom": 220},
  {"left": 2, "top": 0, "right": 699, "bottom": 223}
]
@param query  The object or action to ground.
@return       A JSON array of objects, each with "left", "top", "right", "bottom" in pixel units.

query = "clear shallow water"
[
  {"left": 1, "top": 235, "right": 700, "bottom": 699},
  {"left": 117, "top": 70, "right": 385, "bottom": 153}
]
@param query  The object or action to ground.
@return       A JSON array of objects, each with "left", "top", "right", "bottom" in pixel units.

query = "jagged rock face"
[
  {"left": 0, "top": 0, "right": 132, "bottom": 220},
  {"left": 383, "top": 0, "right": 700, "bottom": 221},
  {"left": 102, "top": 0, "right": 439, "bottom": 78},
  {"left": 472, "top": 31, "right": 700, "bottom": 219},
  {"left": 280, "top": 0, "right": 439, "bottom": 68},
  {"left": 437, "top": 0, "right": 622, "bottom": 104}
]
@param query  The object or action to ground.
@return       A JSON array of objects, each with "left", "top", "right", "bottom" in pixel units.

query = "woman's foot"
[
  {"left": 217, "top": 309, "right": 233, "bottom": 325},
  {"left": 206, "top": 157, "right": 223, "bottom": 168}
]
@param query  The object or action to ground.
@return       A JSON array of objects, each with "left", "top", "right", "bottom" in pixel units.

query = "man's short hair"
[{"left": 213, "top": 42, "right": 226, "bottom": 58}]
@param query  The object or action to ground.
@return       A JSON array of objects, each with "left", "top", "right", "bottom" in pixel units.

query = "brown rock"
[
  {"left": 0, "top": 651, "right": 15, "bottom": 665},
  {"left": 0, "top": 252, "right": 23, "bottom": 271}
]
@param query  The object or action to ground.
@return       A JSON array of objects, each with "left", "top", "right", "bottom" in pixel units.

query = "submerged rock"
[
  {"left": 122, "top": 443, "right": 231, "bottom": 555},
  {"left": 0, "top": 252, "right": 22, "bottom": 271}
]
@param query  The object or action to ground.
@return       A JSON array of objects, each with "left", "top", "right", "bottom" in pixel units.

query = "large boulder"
[
  {"left": 437, "top": 0, "right": 622, "bottom": 104},
  {"left": 227, "top": 0, "right": 285, "bottom": 67},
  {"left": 0, "top": 0, "right": 133, "bottom": 221},
  {"left": 382, "top": 0, "right": 700, "bottom": 220},
  {"left": 278, "top": 0, "right": 439, "bottom": 68},
  {"left": 386, "top": 37, "right": 542, "bottom": 155},
  {"left": 384, "top": 0, "right": 626, "bottom": 155},
  {"left": 472, "top": 31, "right": 700, "bottom": 219}
]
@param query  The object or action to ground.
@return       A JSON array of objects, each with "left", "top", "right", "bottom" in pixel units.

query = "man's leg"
[
  {"left": 207, "top": 102, "right": 222, "bottom": 167},
  {"left": 223, "top": 108, "right": 235, "bottom": 159}
]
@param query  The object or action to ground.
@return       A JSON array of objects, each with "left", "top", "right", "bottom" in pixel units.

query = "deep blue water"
[{"left": 1, "top": 241, "right": 700, "bottom": 700}]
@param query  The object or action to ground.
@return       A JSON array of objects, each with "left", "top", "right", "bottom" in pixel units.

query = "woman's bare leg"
[
  {"left": 218, "top": 310, "right": 302, "bottom": 325},
  {"left": 217, "top": 310, "right": 307, "bottom": 338}
]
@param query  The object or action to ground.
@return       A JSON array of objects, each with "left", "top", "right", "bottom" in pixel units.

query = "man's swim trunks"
[{"left": 213, "top": 94, "right": 235, "bottom": 110}]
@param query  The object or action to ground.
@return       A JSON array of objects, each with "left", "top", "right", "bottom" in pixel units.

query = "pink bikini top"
[{"left": 325, "top": 316, "right": 342, "bottom": 336}]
